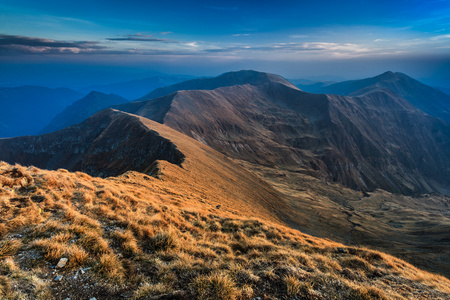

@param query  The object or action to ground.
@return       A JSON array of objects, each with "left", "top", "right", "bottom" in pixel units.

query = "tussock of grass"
[
  {"left": 147, "top": 230, "right": 177, "bottom": 251},
  {"left": 284, "top": 274, "right": 312, "bottom": 296},
  {"left": 78, "top": 232, "right": 110, "bottom": 255},
  {"left": 192, "top": 272, "right": 238, "bottom": 300},
  {"left": 0, "top": 239, "right": 21, "bottom": 260},
  {"left": 32, "top": 238, "right": 89, "bottom": 268},
  {"left": 0, "top": 162, "right": 449, "bottom": 299},
  {"left": 112, "top": 229, "right": 141, "bottom": 256},
  {"left": 97, "top": 253, "right": 124, "bottom": 281},
  {"left": 132, "top": 282, "right": 168, "bottom": 299}
]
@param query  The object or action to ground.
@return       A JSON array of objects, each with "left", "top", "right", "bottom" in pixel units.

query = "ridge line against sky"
[{"left": 0, "top": 0, "right": 449, "bottom": 88}]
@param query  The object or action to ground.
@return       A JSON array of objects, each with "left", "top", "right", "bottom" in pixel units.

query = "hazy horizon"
[{"left": 1, "top": 0, "right": 450, "bottom": 88}]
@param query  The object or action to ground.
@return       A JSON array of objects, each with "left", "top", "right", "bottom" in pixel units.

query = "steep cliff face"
[
  {"left": 115, "top": 71, "right": 450, "bottom": 195},
  {"left": 0, "top": 109, "right": 184, "bottom": 177},
  {"left": 324, "top": 90, "right": 450, "bottom": 194}
]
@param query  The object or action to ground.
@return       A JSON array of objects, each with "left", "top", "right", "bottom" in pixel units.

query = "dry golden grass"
[
  {"left": 0, "top": 239, "right": 21, "bottom": 260},
  {"left": 192, "top": 272, "right": 238, "bottom": 300},
  {"left": 236, "top": 159, "right": 450, "bottom": 279},
  {"left": 0, "top": 162, "right": 449, "bottom": 299}
]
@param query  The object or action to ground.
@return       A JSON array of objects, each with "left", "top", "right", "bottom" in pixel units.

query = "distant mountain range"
[
  {"left": 40, "top": 91, "right": 128, "bottom": 134},
  {"left": 0, "top": 86, "right": 83, "bottom": 137},
  {"left": 436, "top": 86, "right": 450, "bottom": 95},
  {"left": 79, "top": 75, "right": 195, "bottom": 100},
  {"left": 313, "top": 71, "right": 450, "bottom": 122}
]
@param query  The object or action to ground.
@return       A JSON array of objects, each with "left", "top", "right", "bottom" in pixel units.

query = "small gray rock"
[
  {"left": 56, "top": 258, "right": 68, "bottom": 268},
  {"left": 54, "top": 275, "right": 63, "bottom": 281}
]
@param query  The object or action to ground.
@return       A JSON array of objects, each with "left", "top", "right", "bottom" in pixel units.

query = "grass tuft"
[
  {"left": 148, "top": 230, "right": 177, "bottom": 251},
  {"left": 192, "top": 272, "right": 238, "bottom": 300},
  {"left": 0, "top": 239, "right": 21, "bottom": 260}
]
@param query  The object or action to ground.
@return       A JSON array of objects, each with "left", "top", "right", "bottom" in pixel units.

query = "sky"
[{"left": 1, "top": 0, "right": 450, "bottom": 88}]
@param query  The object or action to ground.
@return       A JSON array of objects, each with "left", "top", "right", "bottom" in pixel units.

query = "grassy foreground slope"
[{"left": 1, "top": 162, "right": 449, "bottom": 299}]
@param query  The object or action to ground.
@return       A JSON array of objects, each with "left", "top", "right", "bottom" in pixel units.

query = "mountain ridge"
[
  {"left": 139, "top": 70, "right": 299, "bottom": 100},
  {"left": 0, "top": 108, "right": 287, "bottom": 224},
  {"left": 316, "top": 71, "right": 450, "bottom": 122},
  {"left": 114, "top": 70, "right": 450, "bottom": 196}
]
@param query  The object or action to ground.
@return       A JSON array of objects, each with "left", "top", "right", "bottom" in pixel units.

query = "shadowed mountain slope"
[
  {"left": 0, "top": 108, "right": 286, "bottom": 224},
  {"left": 317, "top": 71, "right": 450, "bottom": 122},
  {"left": 0, "top": 86, "right": 83, "bottom": 137},
  {"left": 40, "top": 91, "right": 128, "bottom": 134},
  {"left": 114, "top": 71, "right": 450, "bottom": 195}
]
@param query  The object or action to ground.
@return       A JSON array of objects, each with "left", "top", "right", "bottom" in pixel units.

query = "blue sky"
[{"left": 1, "top": 0, "right": 450, "bottom": 87}]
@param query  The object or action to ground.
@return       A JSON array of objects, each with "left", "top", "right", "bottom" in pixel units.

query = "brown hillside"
[
  {"left": 0, "top": 108, "right": 286, "bottom": 225},
  {"left": 234, "top": 159, "right": 450, "bottom": 278},
  {"left": 1, "top": 162, "right": 449, "bottom": 299}
]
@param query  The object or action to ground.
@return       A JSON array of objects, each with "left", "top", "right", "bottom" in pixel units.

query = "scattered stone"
[
  {"left": 54, "top": 275, "right": 63, "bottom": 281},
  {"left": 56, "top": 258, "right": 68, "bottom": 268},
  {"left": 89, "top": 298, "right": 97, "bottom": 300},
  {"left": 216, "top": 204, "right": 221, "bottom": 209},
  {"left": 337, "top": 248, "right": 347, "bottom": 253}
]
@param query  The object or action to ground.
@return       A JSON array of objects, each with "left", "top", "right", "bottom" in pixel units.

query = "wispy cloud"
[
  {"left": 2, "top": 32, "right": 444, "bottom": 61},
  {"left": 0, "top": 34, "right": 105, "bottom": 55},
  {"left": 290, "top": 35, "right": 309, "bottom": 39},
  {"left": 204, "top": 42, "right": 372, "bottom": 57},
  {"left": 430, "top": 34, "right": 450, "bottom": 41},
  {"left": 106, "top": 34, "right": 178, "bottom": 43}
]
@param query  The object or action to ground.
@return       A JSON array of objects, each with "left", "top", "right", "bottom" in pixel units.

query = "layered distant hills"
[
  {"left": 0, "top": 86, "right": 83, "bottom": 137},
  {"left": 40, "top": 91, "right": 128, "bottom": 134},
  {"left": 79, "top": 75, "right": 195, "bottom": 100},
  {"left": 314, "top": 71, "right": 450, "bottom": 122}
]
